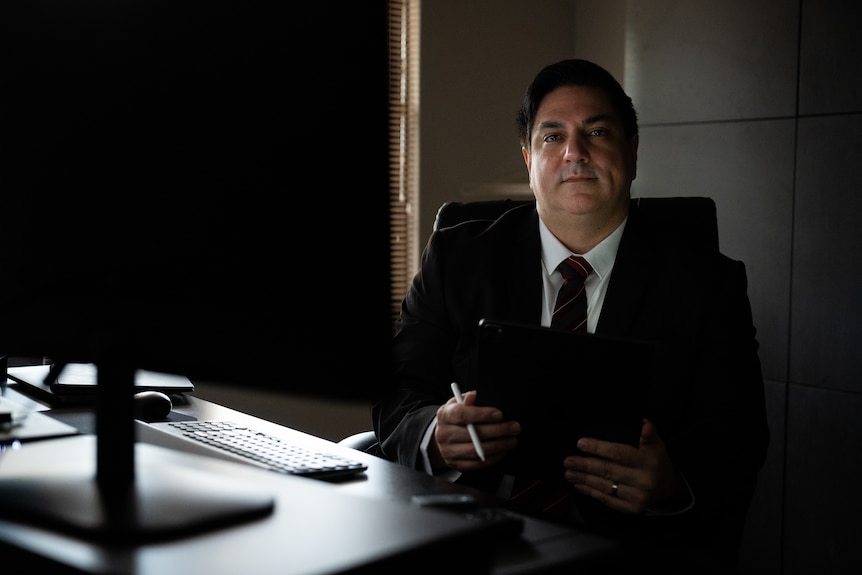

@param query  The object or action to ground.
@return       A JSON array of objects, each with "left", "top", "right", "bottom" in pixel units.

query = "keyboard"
[{"left": 135, "top": 420, "right": 368, "bottom": 480}]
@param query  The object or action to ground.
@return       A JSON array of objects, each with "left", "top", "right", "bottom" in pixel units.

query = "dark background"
[{"left": 1, "top": 1, "right": 391, "bottom": 398}]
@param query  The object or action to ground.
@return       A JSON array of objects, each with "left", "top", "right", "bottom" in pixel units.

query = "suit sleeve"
[{"left": 373, "top": 229, "right": 465, "bottom": 468}]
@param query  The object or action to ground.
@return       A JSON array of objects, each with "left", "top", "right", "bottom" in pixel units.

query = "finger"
[
  {"left": 439, "top": 400, "right": 503, "bottom": 427},
  {"left": 436, "top": 401, "right": 468, "bottom": 428},
  {"left": 576, "top": 435, "right": 636, "bottom": 466},
  {"left": 448, "top": 439, "right": 484, "bottom": 461},
  {"left": 572, "top": 477, "right": 632, "bottom": 513},
  {"left": 566, "top": 458, "right": 618, "bottom": 489},
  {"left": 565, "top": 453, "right": 630, "bottom": 497},
  {"left": 460, "top": 389, "right": 478, "bottom": 406},
  {"left": 638, "top": 418, "right": 660, "bottom": 447},
  {"left": 436, "top": 428, "right": 485, "bottom": 467}
]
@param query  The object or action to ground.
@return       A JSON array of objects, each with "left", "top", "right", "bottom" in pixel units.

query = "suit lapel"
[
  {"left": 595, "top": 200, "right": 655, "bottom": 337},
  {"left": 501, "top": 208, "right": 543, "bottom": 324}
]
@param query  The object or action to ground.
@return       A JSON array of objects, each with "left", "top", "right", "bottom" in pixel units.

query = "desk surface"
[{"left": 0, "top": 384, "right": 624, "bottom": 574}]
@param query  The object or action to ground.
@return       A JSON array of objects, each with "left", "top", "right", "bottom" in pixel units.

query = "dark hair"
[{"left": 516, "top": 59, "right": 638, "bottom": 148}]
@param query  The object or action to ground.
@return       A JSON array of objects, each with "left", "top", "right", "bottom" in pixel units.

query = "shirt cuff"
[{"left": 420, "top": 415, "right": 461, "bottom": 482}]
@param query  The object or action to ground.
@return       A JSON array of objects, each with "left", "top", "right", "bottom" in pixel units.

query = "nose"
[{"left": 564, "top": 134, "right": 588, "bottom": 162}]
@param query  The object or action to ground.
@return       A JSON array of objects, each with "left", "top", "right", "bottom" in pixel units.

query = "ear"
[
  {"left": 629, "top": 134, "right": 639, "bottom": 181},
  {"left": 521, "top": 145, "right": 531, "bottom": 177}
]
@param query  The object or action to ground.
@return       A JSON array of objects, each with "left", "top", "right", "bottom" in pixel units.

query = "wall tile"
[
  {"left": 783, "top": 384, "right": 862, "bottom": 573},
  {"left": 623, "top": 0, "right": 799, "bottom": 124},
  {"left": 791, "top": 115, "right": 862, "bottom": 392},
  {"left": 799, "top": 0, "right": 862, "bottom": 115}
]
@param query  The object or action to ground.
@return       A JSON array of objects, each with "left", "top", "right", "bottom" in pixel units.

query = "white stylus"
[{"left": 450, "top": 382, "right": 486, "bottom": 461}]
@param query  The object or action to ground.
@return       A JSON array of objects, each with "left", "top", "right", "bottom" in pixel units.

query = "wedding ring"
[{"left": 611, "top": 481, "right": 619, "bottom": 497}]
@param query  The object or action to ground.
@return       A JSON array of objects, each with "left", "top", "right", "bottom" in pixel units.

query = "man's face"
[{"left": 523, "top": 85, "right": 638, "bottom": 220}]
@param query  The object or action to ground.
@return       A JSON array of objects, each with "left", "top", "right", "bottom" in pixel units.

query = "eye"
[
  {"left": 588, "top": 128, "right": 608, "bottom": 137},
  {"left": 543, "top": 133, "right": 561, "bottom": 143}
]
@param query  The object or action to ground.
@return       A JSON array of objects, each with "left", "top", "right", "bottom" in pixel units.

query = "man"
[{"left": 373, "top": 59, "right": 769, "bottom": 570}]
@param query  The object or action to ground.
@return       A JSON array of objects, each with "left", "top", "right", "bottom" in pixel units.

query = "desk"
[{"left": 0, "top": 385, "right": 624, "bottom": 574}]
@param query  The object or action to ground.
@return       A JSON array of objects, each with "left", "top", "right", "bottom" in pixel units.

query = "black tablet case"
[{"left": 475, "top": 318, "right": 654, "bottom": 479}]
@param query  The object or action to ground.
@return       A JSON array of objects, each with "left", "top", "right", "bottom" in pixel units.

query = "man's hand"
[
  {"left": 430, "top": 389, "right": 520, "bottom": 472},
  {"left": 563, "top": 419, "right": 688, "bottom": 514}
]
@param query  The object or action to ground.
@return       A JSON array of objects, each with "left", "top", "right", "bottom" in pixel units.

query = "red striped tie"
[{"left": 551, "top": 255, "right": 592, "bottom": 331}]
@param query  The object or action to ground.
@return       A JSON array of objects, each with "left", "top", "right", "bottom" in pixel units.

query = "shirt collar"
[{"left": 539, "top": 215, "right": 627, "bottom": 281}]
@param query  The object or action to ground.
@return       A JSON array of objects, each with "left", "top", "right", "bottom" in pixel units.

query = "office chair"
[
  {"left": 433, "top": 196, "right": 718, "bottom": 251},
  {"left": 336, "top": 196, "right": 719, "bottom": 455},
  {"left": 432, "top": 198, "right": 532, "bottom": 232},
  {"left": 337, "top": 430, "right": 381, "bottom": 454}
]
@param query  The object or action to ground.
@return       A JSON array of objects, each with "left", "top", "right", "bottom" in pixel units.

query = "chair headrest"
[
  {"left": 433, "top": 196, "right": 719, "bottom": 252},
  {"left": 433, "top": 198, "right": 532, "bottom": 231}
]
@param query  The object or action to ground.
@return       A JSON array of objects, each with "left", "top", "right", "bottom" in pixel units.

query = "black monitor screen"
[{"left": 2, "top": 1, "right": 391, "bottom": 400}]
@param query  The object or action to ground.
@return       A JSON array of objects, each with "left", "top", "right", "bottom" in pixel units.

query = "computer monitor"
[{"left": 1, "top": 0, "right": 390, "bottom": 540}]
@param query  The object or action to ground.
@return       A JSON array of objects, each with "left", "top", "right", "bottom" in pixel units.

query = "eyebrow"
[{"left": 536, "top": 114, "right": 617, "bottom": 132}]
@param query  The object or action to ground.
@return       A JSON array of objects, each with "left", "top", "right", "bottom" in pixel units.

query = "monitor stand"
[{"left": 0, "top": 357, "right": 274, "bottom": 542}]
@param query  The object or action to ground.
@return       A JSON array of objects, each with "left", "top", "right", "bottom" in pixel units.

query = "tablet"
[{"left": 475, "top": 318, "right": 654, "bottom": 478}]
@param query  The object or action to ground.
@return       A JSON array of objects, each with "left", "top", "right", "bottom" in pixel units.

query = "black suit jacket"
[{"left": 375, "top": 199, "right": 769, "bottom": 568}]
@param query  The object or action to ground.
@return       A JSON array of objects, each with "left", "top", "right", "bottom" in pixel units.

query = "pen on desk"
[{"left": 450, "top": 382, "right": 486, "bottom": 461}]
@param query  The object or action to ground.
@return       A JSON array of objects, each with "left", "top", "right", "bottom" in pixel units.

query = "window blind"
[{"left": 387, "top": 0, "right": 420, "bottom": 329}]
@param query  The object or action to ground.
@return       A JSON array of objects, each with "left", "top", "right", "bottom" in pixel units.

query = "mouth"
[{"left": 562, "top": 174, "right": 595, "bottom": 183}]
